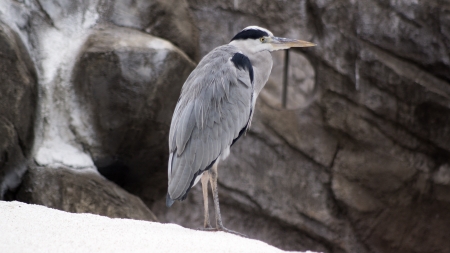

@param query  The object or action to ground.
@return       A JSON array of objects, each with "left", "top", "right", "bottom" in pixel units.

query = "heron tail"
[{"left": 166, "top": 193, "right": 175, "bottom": 207}]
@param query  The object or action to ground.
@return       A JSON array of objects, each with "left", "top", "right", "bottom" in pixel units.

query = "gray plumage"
[
  {"left": 168, "top": 44, "right": 262, "bottom": 201},
  {"left": 166, "top": 26, "right": 315, "bottom": 234}
]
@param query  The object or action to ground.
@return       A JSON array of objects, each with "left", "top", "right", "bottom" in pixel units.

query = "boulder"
[
  {"left": 72, "top": 25, "right": 196, "bottom": 206},
  {"left": 0, "top": 21, "right": 37, "bottom": 198},
  {"left": 16, "top": 166, "right": 157, "bottom": 221},
  {"left": 100, "top": 0, "right": 199, "bottom": 60}
]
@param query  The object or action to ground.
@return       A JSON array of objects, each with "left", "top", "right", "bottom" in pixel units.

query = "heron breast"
[{"left": 219, "top": 145, "right": 231, "bottom": 161}]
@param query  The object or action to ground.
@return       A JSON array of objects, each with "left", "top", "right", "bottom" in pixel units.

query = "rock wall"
[
  {"left": 153, "top": 1, "right": 450, "bottom": 253},
  {"left": 0, "top": 0, "right": 196, "bottom": 220}
]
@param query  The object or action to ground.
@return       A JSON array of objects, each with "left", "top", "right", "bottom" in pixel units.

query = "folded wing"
[{"left": 167, "top": 45, "right": 254, "bottom": 201}]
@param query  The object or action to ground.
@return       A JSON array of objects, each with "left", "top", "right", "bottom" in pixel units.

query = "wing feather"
[{"left": 175, "top": 102, "right": 195, "bottom": 155}]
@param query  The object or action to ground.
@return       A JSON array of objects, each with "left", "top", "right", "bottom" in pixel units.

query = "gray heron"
[{"left": 166, "top": 26, "right": 315, "bottom": 234}]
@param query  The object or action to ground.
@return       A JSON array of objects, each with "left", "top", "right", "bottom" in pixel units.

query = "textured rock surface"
[
  {"left": 153, "top": 1, "right": 450, "bottom": 253},
  {"left": 0, "top": 21, "right": 37, "bottom": 198},
  {"left": 73, "top": 25, "right": 195, "bottom": 205},
  {"left": 16, "top": 166, "right": 157, "bottom": 221},
  {"left": 0, "top": 0, "right": 197, "bottom": 222},
  {"left": 101, "top": 0, "right": 200, "bottom": 61}
]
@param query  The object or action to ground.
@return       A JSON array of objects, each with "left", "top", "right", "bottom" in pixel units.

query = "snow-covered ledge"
[{"left": 1, "top": 201, "right": 317, "bottom": 253}]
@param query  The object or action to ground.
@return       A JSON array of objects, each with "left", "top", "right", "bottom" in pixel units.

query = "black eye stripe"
[{"left": 231, "top": 29, "right": 269, "bottom": 41}]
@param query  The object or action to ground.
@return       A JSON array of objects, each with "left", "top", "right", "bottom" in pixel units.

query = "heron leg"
[
  {"left": 209, "top": 163, "right": 224, "bottom": 228},
  {"left": 209, "top": 163, "right": 247, "bottom": 237},
  {"left": 201, "top": 171, "right": 212, "bottom": 229}
]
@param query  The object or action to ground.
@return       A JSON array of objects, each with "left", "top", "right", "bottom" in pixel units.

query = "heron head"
[{"left": 230, "top": 26, "right": 315, "bottom": 52}]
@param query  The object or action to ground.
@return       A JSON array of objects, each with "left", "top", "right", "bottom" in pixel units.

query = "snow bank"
[{"left": 0, "top": 201, "right": 317, "bottom": 253}]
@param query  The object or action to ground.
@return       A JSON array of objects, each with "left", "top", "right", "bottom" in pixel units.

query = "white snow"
[{"left": 0, "top": 201, "right": 318, "bottom": 253}]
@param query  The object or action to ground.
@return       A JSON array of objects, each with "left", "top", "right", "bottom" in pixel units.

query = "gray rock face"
[
  {"left": 152, "top": 1, "right": 450, "bottom": 253},
  {"left": 73, "top": 25, "right": 195, "bottom": 205},
  {"left": 0, "top": 0, "right": 197, "bottom": 221},
  {"left": 101, "top": 0, "right": 200, "bottom": 60},
  {"left": 34, "top": 0, "right": 199, "bottom": 60},
  {"left": 0, "top": 22, "right": 37, "bottom": 198},
  {"left": 16, "top": 166, "right": 157, "bottom": 221}
]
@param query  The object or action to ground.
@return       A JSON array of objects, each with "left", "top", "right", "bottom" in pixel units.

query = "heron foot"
[
  {"left": 197, "top": 225, "right": 213, "bottom": 230},
  {"left": 198, "top": 226, "right": 247, "bottom": 238},
  {"left": 217, "top": 226, "right": 247, "bottom": 238}
]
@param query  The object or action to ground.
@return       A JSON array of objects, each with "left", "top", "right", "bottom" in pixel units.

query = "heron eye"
[{"left": 260, "top": 37, "right": 266, "bottom": 43}]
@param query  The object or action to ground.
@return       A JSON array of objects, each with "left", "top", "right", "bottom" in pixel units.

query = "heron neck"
[
  {"left": 247, "top": 50, "right": 273, "bottom": 96},
  {"left": 228, "top": 43, "right": 273, "bottom": 96}
]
